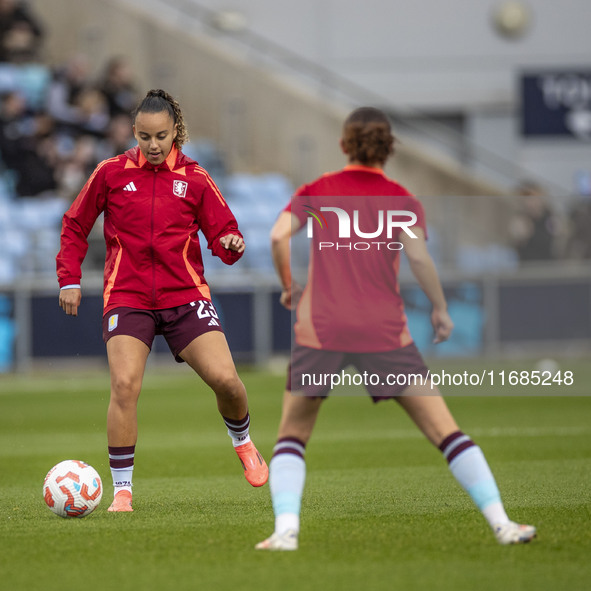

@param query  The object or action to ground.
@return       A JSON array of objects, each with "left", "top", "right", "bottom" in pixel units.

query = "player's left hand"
[
  {"left": 431, "top": 308, "right": 453, "bottom": 344},
  {"left": 220, "top": 234, "right": 245, "bottom": 253}
]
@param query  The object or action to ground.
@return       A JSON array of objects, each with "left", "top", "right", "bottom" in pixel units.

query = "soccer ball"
[{"left": 43, "top": 460, "right": 103, "bottom": 518}]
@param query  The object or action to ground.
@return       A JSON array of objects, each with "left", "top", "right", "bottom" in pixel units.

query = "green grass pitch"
[{"left": 1, "top": 361, "right": 590, "bottom": 591}]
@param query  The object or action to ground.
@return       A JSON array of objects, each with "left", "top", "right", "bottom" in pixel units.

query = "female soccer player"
[
  {"left": 256, "top": 107, "right": 535, "bottom": 549},
  {"left": 56, "top": 89, "right": 268, "bottom": 512}
]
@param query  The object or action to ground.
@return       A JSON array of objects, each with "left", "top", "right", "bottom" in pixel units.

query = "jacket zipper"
[{"left": 151, "top": 168, "right": 157, "bottom": 307}]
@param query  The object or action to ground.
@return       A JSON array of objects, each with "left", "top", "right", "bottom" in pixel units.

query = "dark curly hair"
[
  {"left": 341, "top": 107, "right": 395, "bottom": 165},
  {"left": 132, "top": 89, "right": 188, "bottom": 150}
]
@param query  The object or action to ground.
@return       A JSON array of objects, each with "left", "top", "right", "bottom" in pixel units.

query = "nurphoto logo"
[{"left": 304, "top": 205, "right": 418, "bottom": 251}]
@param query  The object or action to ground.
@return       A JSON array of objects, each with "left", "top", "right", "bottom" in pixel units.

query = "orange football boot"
[
  {"left": 235, "top": 441, "right": 268, "bottom": 487},
  {"left": 108, "top": 490, "right": 133, "bottom": 512}
]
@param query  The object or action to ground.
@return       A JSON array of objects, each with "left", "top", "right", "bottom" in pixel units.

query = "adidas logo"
[
  {"left": 123, "top": 182, "right": 137, "bottom": 191},
  {"left": 208, "top": 318, "right": 219, "bottom": 326}
]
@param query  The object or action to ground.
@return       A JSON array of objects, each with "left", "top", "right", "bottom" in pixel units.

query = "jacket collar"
[{"left": 134, "top": 145, "right": 179, "bottom": 171}]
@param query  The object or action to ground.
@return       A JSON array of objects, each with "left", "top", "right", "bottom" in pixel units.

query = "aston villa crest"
[{"left": 173, "top": 180, "right": 188, "bottom": 198}]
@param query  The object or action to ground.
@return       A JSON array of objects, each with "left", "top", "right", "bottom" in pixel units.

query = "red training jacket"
[{"left": 56, "top": 145, "right": 243, "bottom": 314}]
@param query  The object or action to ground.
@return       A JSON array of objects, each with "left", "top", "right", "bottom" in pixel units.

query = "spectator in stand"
[
  {"left": 0, "top": 90, "right": 56, "bottom": 196},
  {"left": 57, "top": 134, "right": 100, "bottom": 200},
  {"left": 0, "top": 0, "right": 43, "bottom": 63},
  {"left": 567, "top": 196, "right": 591, "bottom": 260},
  {"left": 509, "top": 181, "right": 557, "bottom": 263},
  {"left": 74, "top": 86, "right": 109, "bottom": 136},
  {"left": 59, "top": 113, "right": 136, "bottom": 202},
  {"left": 46, "top": 54, "right": 108, "bottom": 138},
  {"left": 98, "top": 56, "right": 138, "bottom": 118},
  {"left": 94, "top": 113, "right": 135, "bottom": 162},
  {"left": 44, "top": 55, "right": 111, "bottom": 199}
]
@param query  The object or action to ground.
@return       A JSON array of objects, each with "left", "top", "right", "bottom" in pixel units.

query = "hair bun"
[
  {"left": 147, "top": 89, "right": 167, "bottom": 98},
  {"left": 341, "top": 109, "right": 395, "bottom": 165}
]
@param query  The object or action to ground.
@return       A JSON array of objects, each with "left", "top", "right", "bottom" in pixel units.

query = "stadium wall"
[{"left": 3, "top": 266, "right": 591, "bottom": 372}]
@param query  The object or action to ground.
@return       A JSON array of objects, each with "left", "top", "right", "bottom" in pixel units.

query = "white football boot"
[
  {"left": 255, "top": 529, "right": 299, "bottom": 551},
  {"left": 494, "top": 521, "right": 536, "bottom": 545}
]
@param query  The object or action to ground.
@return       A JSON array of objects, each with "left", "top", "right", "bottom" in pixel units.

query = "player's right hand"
[
  {"left": 280, "top": 283, "right": 302, "bottom": 310},
  {"left": 59, "top": 288, "right": 82, "bottom": 316}
]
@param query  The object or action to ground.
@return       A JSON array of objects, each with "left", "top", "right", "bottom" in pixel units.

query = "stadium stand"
[{"left": 1, "top": 0, "right": 590, "bottom": 370}]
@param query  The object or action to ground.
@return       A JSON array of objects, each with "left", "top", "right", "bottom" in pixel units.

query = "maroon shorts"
[
  {"left": 102, "top": 300, "right": 223, "bottom": 362},
  {"left": 287, "top": 342, "right": 430, "bottom": 401}
]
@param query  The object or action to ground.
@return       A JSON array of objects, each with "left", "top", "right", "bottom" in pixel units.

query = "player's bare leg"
[
  {"left": 276, "top": 389, "right": 324, "bottom": 444},
  {"left": 107, "top": 336, "right": 149, "bottom": 446},
  {"left": 180, "top": 331, "right": 247, "bottom": 419},
  {"left": 395, "top": 386, "right": 459, "bottom": 445},
  {"left": 180, "top": 331, "right": 268, "bottom": 486},
  {"left": 256, "top": 391, "right": 322, "bottom": 550},
  {"left": 106, "top": 335, "right": 150, "bottom": 512},
  {"left": 399, "top": 385, "right": 535, "bottom": 544}
]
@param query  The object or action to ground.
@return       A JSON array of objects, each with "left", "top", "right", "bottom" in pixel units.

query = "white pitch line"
[{"left": 314, "top": 425, "right": 591, "bottom": 443}]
